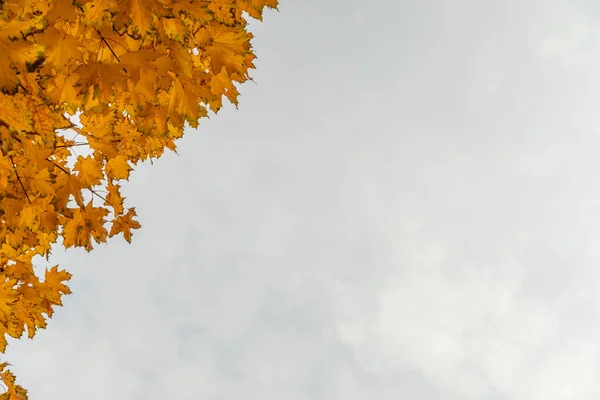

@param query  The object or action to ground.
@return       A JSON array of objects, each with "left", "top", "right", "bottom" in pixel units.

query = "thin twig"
[
  {"left": 46, "top": 157, "right": 70, "bottom": 175},
  {"left": 89, "top": 188, "right": 109, "bottom": 204},
  {"left": 54, "top": 142, "right": 90, "bottom": 148},
  {"left": 96, "top": 29, "right": 120, "bottom": 62},
  {"left": 10, "top": 156, "right": 31, "bottom": 203}
]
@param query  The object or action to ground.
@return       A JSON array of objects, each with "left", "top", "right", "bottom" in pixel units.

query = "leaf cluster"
[{"left": 0, "top": 0, "right": 277, "bottom": 397}]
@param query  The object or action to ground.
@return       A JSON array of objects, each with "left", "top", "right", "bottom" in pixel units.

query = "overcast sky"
[{"left": 8, "top": 0, "right": 600, "bottom": 399}]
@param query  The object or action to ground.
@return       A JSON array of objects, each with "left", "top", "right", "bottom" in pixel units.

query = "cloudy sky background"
[{"left": 7, "top": 0, "right": 600, "bottom": 398}]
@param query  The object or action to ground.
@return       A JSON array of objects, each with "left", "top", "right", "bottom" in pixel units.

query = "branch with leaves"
[{"left": 0, "top": 0, "right": 278, "bottom": 398}]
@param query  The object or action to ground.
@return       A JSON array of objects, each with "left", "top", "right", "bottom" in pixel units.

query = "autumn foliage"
[{"left": 0, "top": 0, "right": 277, "bottom": 397}]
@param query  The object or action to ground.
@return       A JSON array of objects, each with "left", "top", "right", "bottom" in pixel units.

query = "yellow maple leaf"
[
  {"left": 54, "top": 173, "right": 85, "bottom": 209},
  {"left": 105, "top": 181, "right": 124, "bottom": 215},
  {"left": 0, "top": 33, "right": 38, "bottom": 89},
  {"left": 195, "top": 22, "right": 251, "bottom": 76},
  {"left": 74, "top": 155, "right": 104, "bottom": 187},
  {"left": 168, "top": 75, "right": 210, "bottom": 120},
  {"left": 40, "top": 266, "right": 72, "bottom": 306},
  {"left": 236, "top": 0, "right": 278, "bottom": 20},
  {"left": 38, "top": 27, "right": 84, "bottom": 71},
  {"left": 169, "top": 43, "right": 194, "bottom": 78},
  {"left": 209, "top": 68, "right": 239, "bottom": 111},
  {"left": 115, "top": 0, "right": 166, "bottom": 34},
  {"left": 61, "top": 208, "right": 86, "bottom": 249},
  {"left": 83, "top": 0, "right": 118, "bottom": 26},
  {"left": 161, "top": 17, "right": 188, "bottom": 42},
  {"left": 4, "top": 261, "right": 34, "bottom": 282},
  {"left": 30, "top": 169, "right": 55, "bottom": 197},
  {"left": 1, "top": 198, "right": 23, "bottom": 226},
  {"left": 78, "top": 62, "right": 127, "bottom": 101},
  {"left": 85, "top": 204, "right": 110, "bottom": 246},
  {"left": 0, "top": 94, "right": 31, "bottom": 132},
  {"left": 106, "top": 155, "right": 131, "bottom": 180},
  {"left": 0, "top": 363, "right": 28, "bottom": 400},
  {"left": 109, "top": 207, "right": 141, "bottom": 242},
  {"left": 0, "top": 279, "right": 17, "bottom": 327},
  {"left": 208, "top": 0, "right": 235, "bottom": 24},
  {"left": 46, "top": 72, "right": 82, "bottom": 108}
]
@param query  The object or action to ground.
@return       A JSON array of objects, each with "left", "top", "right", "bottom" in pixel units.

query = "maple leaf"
[
  {"left": 115, "top": 0, "right": 166, "bottom": 35},
  {"left": 46, "top": 72, "right": 82, "bottom": 108},
  {"left": 45, "top": 0, "right": 81, "bottom": 25},
  {"left": 0, "top": 363, "right": 28, "bottom": 400},
  {"left": 169, "top": 43, "right": 194, "bottom": 78},
  {"left": 74, "top": 155, "right": 104, "bottom": 187},
  {"left": 82, "top": 0, "right": 118, "bottom": 27},
  {"left": 0, "top": 17, "right": 40, "bottom": 41},
  {"left": 0, "top": 94, "right": 31, "bottom": 132},
  {"left": 0, "top": 26, "right": 39, "bottom": 90},
  {"left": 28, "top": 102, "right": 73, "bottom": 138},
  {"left": 208, "top": 0, "right": 235, "bottom": 25},
  {"left": 85, "top": 205, "right": 110, "bottom": 246},
  {"left": 118, "top": 49, "right": 160, "bottom": 82},
  {"left": 18, "top": 204, "right": 41, "bottom": 227},
  {"left": 0, "top": 280, "right": 18, "bottom": 327},
  {"left": 78, "top": 62, "right": 128, "bottom": 101},
  {"left": 161, "top": 17, "right": 188, "bottom": 42},
  {"left": 4, "top": 261, "right": 34, "bottom": 282},
  {"left": 40, "top": 266, "right": 72, "bottom": 306},
  {"left": 1, "top": 198, "right": 23, "bottom": 226},
  {"left": 19, "top": 140, "right": 55, "bottom": 171},
  {"left": 209, "top": 68, "right": 239, "bottom": 111},
  {"left": 62, "top": 205, "right": 109, "bottom": 251},
  {"left": 37, "top": 27, "right": 83, "bottom": 71},
  {"left": 54, "top": 173, "right": 85, "bottom": 209},
  {"left": 168, "top": 74, "right": 210, "bottom": 120},
  {"left": 195, "top": 22, "right": 251, "bottom": 76},
  {"left": 105, "top": 155, "right": 131, "bottom": 180},
  {"left": 61, "top": 209, "right": 85, "bottom": 249},
  {"left": 237, "top": 0, "right": 279, "bottom": 20},
  {"left": 29, "top": 169, "right": 55, "bottom": 197},
  {"left": 109, "top": 207, "right": 140, "bottom": 242},
  {"left": 105, "top": 180, "right": 124, "bottom": 215}
]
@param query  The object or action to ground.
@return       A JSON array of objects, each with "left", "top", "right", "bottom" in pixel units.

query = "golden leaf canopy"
[{"left": 0, "top": 0, "right": 277, "bottom": 397}]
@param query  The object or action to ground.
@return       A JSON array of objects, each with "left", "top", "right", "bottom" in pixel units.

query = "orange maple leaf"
[
  {"left": 74, "top": 156, "right": 104, "bottom": 187},
  {"left": 109, "top": 207, "right": 141, "bottom": 243},
  {"left": 105, "top": 155, "right": 131, "bottom": 180}
]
